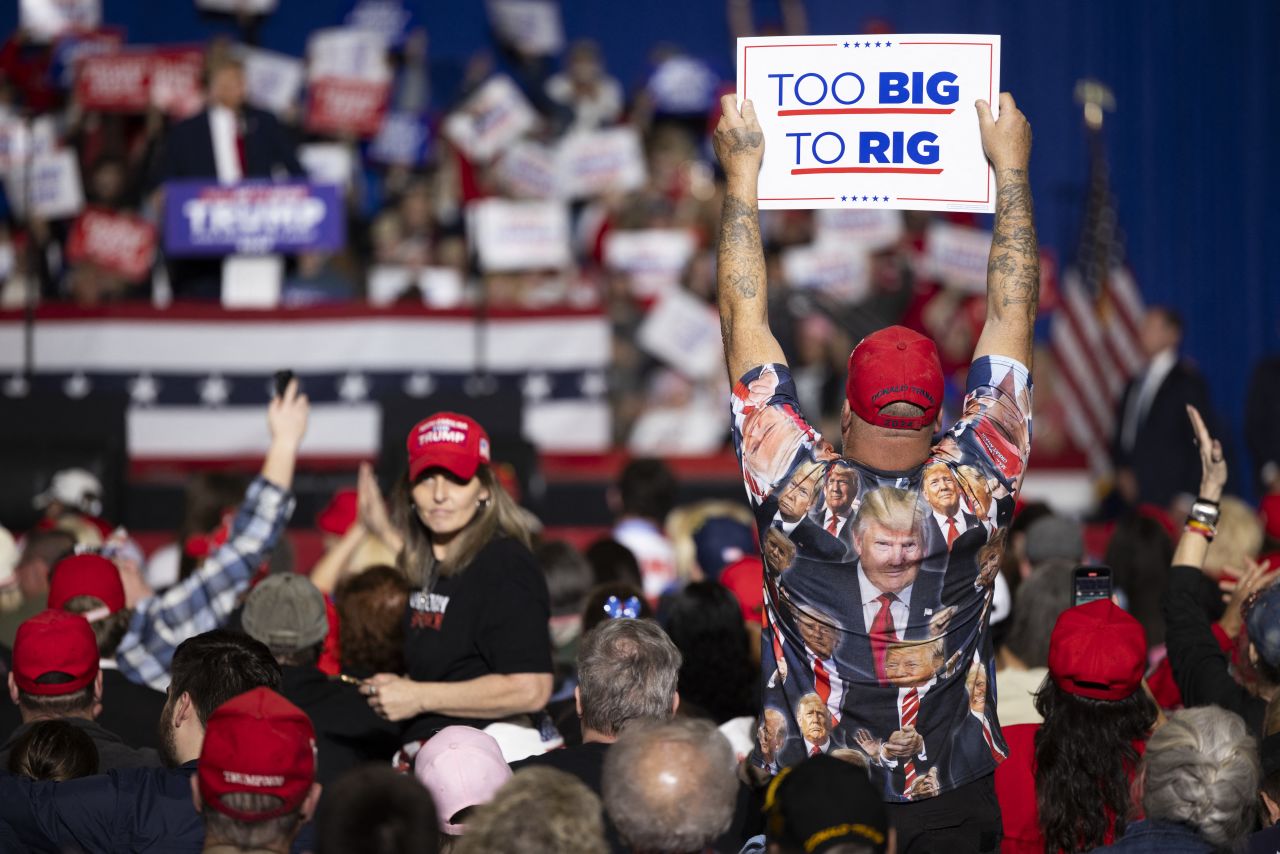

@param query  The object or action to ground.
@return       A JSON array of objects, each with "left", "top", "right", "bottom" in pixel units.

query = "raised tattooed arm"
[
  {"left": 712, "top": 94, "right": 787, "bottom": 383},
  {"left": 972, "top": 92, "right": 1039, "bottom": 369}
]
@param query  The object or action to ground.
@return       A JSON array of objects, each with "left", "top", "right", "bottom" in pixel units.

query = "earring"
[{"left": 477, "top": 497, "right": 491, "bottom": 508}]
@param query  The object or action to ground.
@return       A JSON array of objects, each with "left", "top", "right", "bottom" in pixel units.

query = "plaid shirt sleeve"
[{"left": 116, "top": 476, "right": 295, "bottom": 691}]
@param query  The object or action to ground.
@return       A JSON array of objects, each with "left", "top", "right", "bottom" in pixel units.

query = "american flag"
[{"left": 1048, "top": 91, "right": 1146, "bottom": 474}]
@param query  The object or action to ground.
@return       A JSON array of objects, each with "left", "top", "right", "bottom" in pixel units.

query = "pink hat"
[{"left": 414, "top": 726, "right": 512, "bottom": 834}]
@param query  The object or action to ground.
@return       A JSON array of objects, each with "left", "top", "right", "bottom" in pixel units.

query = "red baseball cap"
[
  {"left": 198, "top": 687, "right": 316, "bottom": 822},
  {"left": 1048, "top": 599, "right": 1147, "bottom": 701},
  {"left": 845, "top": 326, "right": 944, "bottom": 431},
  {"left": 316, "top": 488, "right": 358, "bottom": 536},
  {"left": 406, "top": 412, "right": 491, "bottom": 482},
  {"left": 13, "top": 610, "right": 99, "bottom": 695},
  {"left": 48, "top": 554, "right": 125, "bottom": 617}
]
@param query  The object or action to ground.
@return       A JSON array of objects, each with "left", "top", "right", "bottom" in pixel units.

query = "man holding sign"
[{"left": 716, "top": 88, "right": 1036, "bottom": 850}]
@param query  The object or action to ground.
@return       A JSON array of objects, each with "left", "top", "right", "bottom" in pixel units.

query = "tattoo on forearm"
[
  {"left": 718, "top": 192, "right": 765, "bottom": 302},
  {"left": 988, "top": 169, "right": 1040, "bottom": 320}
]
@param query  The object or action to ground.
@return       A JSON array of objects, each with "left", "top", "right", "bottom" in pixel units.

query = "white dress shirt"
[
  {"left": 208, "top": 105, "right": 243, "bottom": 184},
  {"left": 1122, "top": 347, "right": 1177, "bottom": 451}
]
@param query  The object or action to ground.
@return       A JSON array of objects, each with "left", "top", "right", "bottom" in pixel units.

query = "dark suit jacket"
[
  {"left": 159, "top": 105, "right": 303, "bottom": 182},
  {"left": 930, "top": 509, "right": 980, "bottom": 548},
  {"left": 280, "top": 666, "right": 401, "bottom": 786},
  {"left": 788, "top": 516, "right": 851, "bottom": 562},
  {"left": 98, "top": 669, "right": 166, "bottom": 751},
  {"left": 1111, "top": 360, "right": 1214, "bottom": 507}
]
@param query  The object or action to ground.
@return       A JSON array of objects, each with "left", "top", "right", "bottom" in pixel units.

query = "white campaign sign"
[
  {"left": 468, "top": 199, "right": 570, "bottom": 273},
  {"left": 298, "top": 143, "right": 354, "bottom": 190},
  {"left": 241, "top": 48, "right": 305, "bottom": 115},
  {"left": 487, "top": 0, "right": 565, "bottom": 57},
  {"left": 738, "top": 34, "right": 1000, "bottom": 212},
  {"left": 814, "top": 208, "right": 903, "bottom": 250},
  {"left": 556, "top": 127, "right": 647, "bottom": 200},
  {"left": 494, "top": 141, "right": 557, "bottom": 199},
  {"left": 20, "top": 0, "right": 100, "bottom": 42},
  {"left": 637, "top": 286, "right": 724, "bottom": 380},
  {"left": 443, "top": 75, "right": 538, "bottom": 163},
  {"left": 603, "top": 229, "right": 698, "bottom": 299},
  {"left": 781, "top": 242, "right": 870, "bottom": 302},
  {"left": 29, "top": 150, "right": 84, "bottom": 220},
  {"left": 925, "top": 221, "right": 992, "bottom": 293},
  {"left": 307, "top": 28, "right": 390, "bottom": 83}
]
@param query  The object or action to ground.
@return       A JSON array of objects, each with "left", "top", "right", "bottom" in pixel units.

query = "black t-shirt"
[{"left": 402, "top": 536, "right": 553, "bottom": 742}]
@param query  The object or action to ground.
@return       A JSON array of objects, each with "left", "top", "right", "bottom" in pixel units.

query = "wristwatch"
[{"left": 1188, "top": 500, "right": 1221, "bottom": 527}]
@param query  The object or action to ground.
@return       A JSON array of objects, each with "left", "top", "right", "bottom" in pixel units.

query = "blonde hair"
[
  {"left": 1204, "top": 497, "right": 1263, "bottom": 572},
  {"left": 394, "top": 465, "right": 534, "bottom": 587},
  {"left": 853, "top": 487, "right": 925, "bottom": 539}
]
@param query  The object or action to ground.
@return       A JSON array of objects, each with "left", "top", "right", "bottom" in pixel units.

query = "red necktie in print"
[
  {"left": 982, "top": 718, "right": 1006, "bottom": 762},
  {"left": 826, "top": 515, "right": 839, "bottom": 535},
  {"left": 810, "top": 744, "right": 822, "bottom": 757},
  {"left": 901, "top": 687, "right": 919, "bottom": 794},
  {"left": 946, "top": 516, "right": 959, "bottom": 549},
  {"left": 814, "top": 657, "right": 831, "bottom": 704},
  {"left": 870, "top": 593, "right": 897, "bottom": 686}
]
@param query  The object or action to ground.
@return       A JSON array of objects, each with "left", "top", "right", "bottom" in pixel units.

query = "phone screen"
[{"left": 1072, "top": 567, "right": 1113, "bottom": 607}]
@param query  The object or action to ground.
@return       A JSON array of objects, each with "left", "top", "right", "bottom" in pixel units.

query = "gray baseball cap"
[
  {"left": 242, "top": 574, "right": 329, "bottom": 654},
  {"left": 1024, "top": 515, "right": 1084, "bottom": 566}
]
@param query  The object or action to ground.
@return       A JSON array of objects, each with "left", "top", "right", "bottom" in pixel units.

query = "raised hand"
[
  {"left": 976, "top": 92, "right": 1032, "bottom": 173},
  {"left": 1187, "top": 405, "right": 1226, "bottom": 500},
  {"left": 267, "top": 378, "right": 309, "bottom": 449},
  {"left": 712, "top": 94, "right": 765, "bottom": 183}
]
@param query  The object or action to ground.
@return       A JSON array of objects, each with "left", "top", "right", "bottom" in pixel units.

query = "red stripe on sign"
[{"left": 791, "top": 167, "right": 942, "bottom": 175}]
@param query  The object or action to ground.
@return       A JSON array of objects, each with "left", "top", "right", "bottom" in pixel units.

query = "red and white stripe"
[{"left": 1049, "top": 267, "right": 1146, "bottom": 474}]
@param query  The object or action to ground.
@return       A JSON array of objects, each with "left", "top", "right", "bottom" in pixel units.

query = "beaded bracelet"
[{"left": 1185, "top": 518, "right": 1216, "bottom": 541}]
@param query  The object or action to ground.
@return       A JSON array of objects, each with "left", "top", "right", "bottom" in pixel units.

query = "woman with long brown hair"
[{"left": 358, "top": 412, "right": 553, "bottom": 748}]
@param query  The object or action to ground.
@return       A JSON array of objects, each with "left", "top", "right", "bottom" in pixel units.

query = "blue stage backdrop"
[{"left": 3, "top": 0, "right": 1277, "bottom": 486}]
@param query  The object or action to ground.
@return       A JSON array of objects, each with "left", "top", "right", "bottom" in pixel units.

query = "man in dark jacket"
[
  {"left": 1112, "top": 307, "right": 1218, "bottom": 509},
  {"left": 0, "top": 630, "right": 282, "bottom": 852},
  {"left": 1, "top": 609, "right": 159, "bottom": 771},
  {"left": 157, "top": 53, "right": 304, "bottom": 298},
  {"left": 240, "top": 573, "right": 400, "bottom": 785}
]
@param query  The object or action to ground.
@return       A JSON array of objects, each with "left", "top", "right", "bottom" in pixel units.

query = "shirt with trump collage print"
[{"left": 732, "top": 355, "right": 1033, "bottom": 803}]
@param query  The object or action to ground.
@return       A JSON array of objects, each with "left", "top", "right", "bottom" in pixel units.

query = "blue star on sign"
[
  {"left": 875, "top": 41, "right": 882, "bottom": 47},
  {"left": 885, "top": 40, "right": 892, "bottom": 47},
  {"left": 872, "top": 195, "right": 879, "bottom": 202},
  {"left": 861, "top": 195, "right": 868, "bottom": 202},
  {"left": 843, "top": 41, "right": 850, "bottom": 48},
  {"left": 841, "top": 195, "right": 848, "bottom": 202}
]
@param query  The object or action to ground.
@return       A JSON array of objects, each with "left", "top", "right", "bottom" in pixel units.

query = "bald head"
[{"left": 603, "top": 719, "right": 737, "bottom": 854}]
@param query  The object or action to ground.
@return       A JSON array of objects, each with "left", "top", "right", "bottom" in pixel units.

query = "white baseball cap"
[{"left": 33, "top": 468, "right": 103, "bottom": 517}]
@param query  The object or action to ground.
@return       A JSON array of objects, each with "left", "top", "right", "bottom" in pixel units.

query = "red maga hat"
[
  {"left": 406, "top": 412, "right": 491, "bottom": 482},
  {"left": 198, "top": 687, "right": 316, "bottom": 822},
  {"left": 1048, "top": 599, "right": 1147, "bottom": 701},
  {"left": 47, "top": 554, "right": 125, "bottom": 616},
  {"left": 845, "top": 326, "right": 944, "bottom": 431},
  {"left": 13, "top": 610, "right": 99, "bottom": 696}
]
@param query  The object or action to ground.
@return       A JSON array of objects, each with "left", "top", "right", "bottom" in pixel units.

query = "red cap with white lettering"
[
  {"left": 406, "top": 412, "right": 491, "bottom": 482},
  {"left": 845, "top": 326, "right": 944, "bottom": 431},
  {"left": 197, "top": 687, "right": 316, "bottom": 822}
]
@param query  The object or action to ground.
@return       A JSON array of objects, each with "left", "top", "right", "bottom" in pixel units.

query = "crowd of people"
[{"left": 3, "top": 8, "right": 1280, "bottom": 854}]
